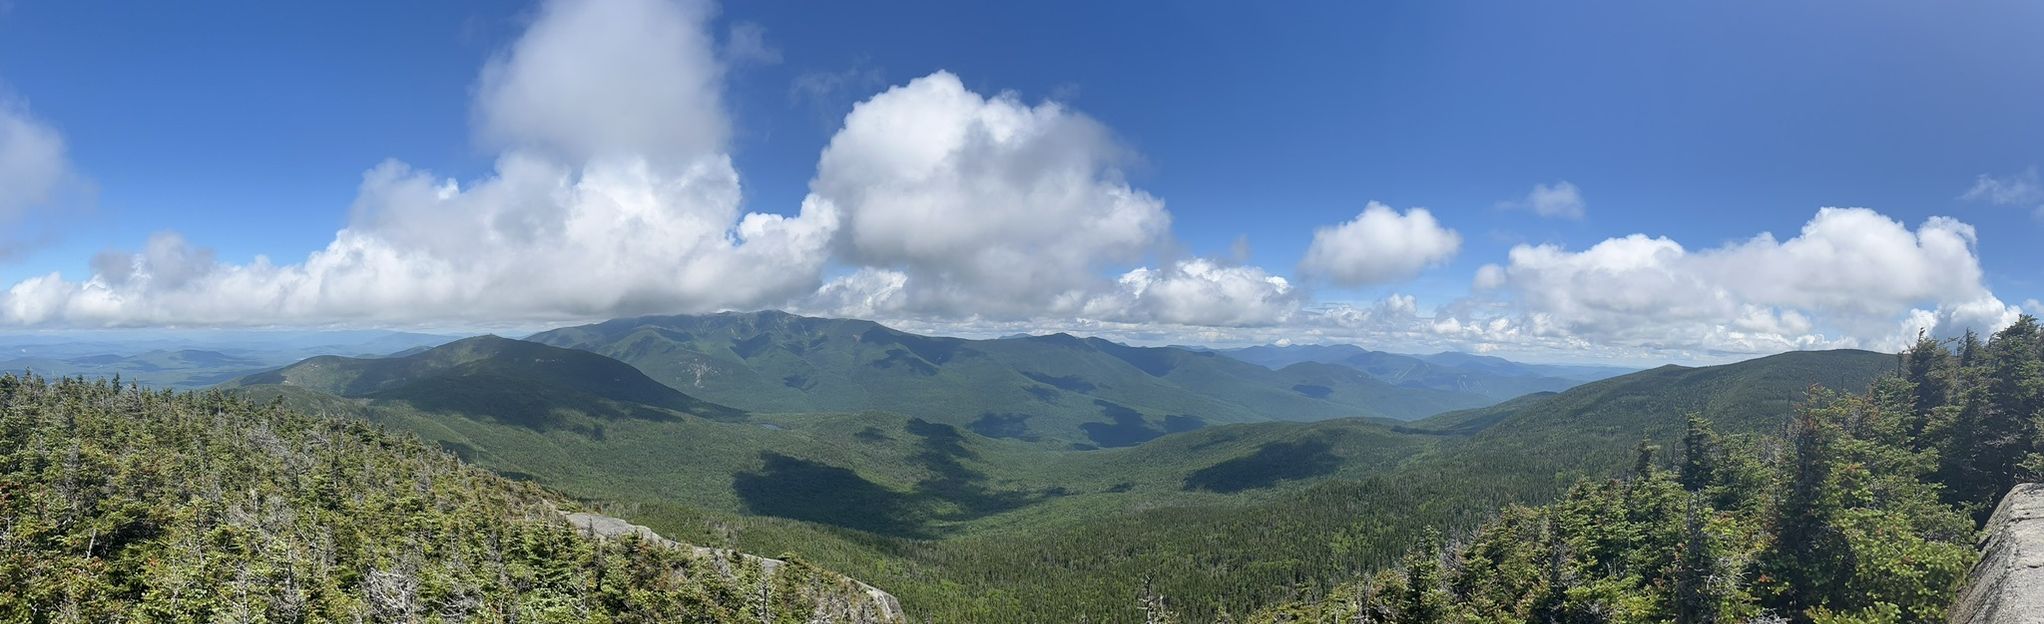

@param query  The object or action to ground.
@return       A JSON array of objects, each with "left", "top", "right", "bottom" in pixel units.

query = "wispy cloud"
[
  {"left": 1498, "top": 180, "right": 1586, "bottom": 219},
  {"left": 0, "top": 91, "right": 91, "bottom": 258},
  {"left": 1960, "top": 167, "right": 2044, "bottom": 219},
  {"left": 789, "top": 61, "right": 885, "bottom": 122},
  {"left": 723, "top": 21, "right": 781, "bottom": 66}
]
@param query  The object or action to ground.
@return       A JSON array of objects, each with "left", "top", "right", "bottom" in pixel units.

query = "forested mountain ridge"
[
  {"left": 1246, "top": 318, "right": 2044, "bottom": 624},
  {"left": 221, "top": 334, "right": 746, "bottom": 430},
  {"left": 1091, "top": 348, "right": 1899, "bottom": 504},
  {"left": 223, "top": 336, "right": 1068, "bottom": 539},
  {"left": 1404, "top": 349, "right": 1898, "bottom": 479},
  {"left": 1220, "top": 343, "right": 1631, "bottom": 402},
  {"left": 524, "top": 310, "right": 1496, "bottom": 446},
  {"left": 1411, "top": 351, "right": 1635, "bottom": 383},
  {"left": 0, "top": 375, "right": 904, "bottom": 622}
]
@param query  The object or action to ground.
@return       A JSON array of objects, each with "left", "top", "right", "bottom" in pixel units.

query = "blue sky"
[{"left": 0, "top": 0, "right": 2040, "bottom": 363}]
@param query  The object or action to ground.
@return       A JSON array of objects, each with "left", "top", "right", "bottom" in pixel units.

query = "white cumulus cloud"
[
  {"left": 0, "top": 0, "right": 838, "bottom": 327},
  {"left": 1090, "top": 259, "right": 1301, "bottom": 326},
  {"left": 806, "top": 257, "right": 1302, "bottom": 328},
  {"left": 1298, "top": 202, "right": 1461, "bottom": 286},
  {"left": 806, "top": 268, "right": 908, "bottom": 319},
  {"left": 474, "top": 0, "right": 727, "bottom": 164},
  {"left": 810, "top": 71, "right": 1171, "bottom": 318},
  {"left": 1475, "top": 207, "right": 2019, "bottom": 352}
]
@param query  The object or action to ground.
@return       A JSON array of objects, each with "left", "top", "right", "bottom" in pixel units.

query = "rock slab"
[
  {"left": 1950, "top": 483, "right": 2044, "bottom": 624},
  {"left": 560, "top": 511, "right": 906, "bottom": 623}
]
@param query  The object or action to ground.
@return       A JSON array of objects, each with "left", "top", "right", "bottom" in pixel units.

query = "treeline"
[
  {"left": 0, "top": 375, "right": 896, "bottom": 623},
  {"left": 1247, "top": 316, "right": 2044, "bottom": 624}
]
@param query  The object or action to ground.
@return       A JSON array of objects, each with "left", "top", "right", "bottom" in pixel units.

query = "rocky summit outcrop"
[
  {"left": 560, "top": 511, "right": 907, "bottom": 623},
  {"left": 1949, "top": 483, "right": 2044, "bottom": 624}
]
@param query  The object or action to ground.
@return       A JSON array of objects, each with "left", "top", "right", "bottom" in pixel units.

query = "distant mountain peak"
[{"left": 225, "top": 334, "right": 745, "bottom": 427}]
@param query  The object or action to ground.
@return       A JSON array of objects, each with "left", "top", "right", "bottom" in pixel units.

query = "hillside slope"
[
  {"left": 224, "top": 334, "right": 745, "bottom": 430},
  {"left": 226, "top": 337, "right": 1076, "bottom": 540},
  {"left": 526, "top": 311, "right": 1493, "bottom": 446},
  {"left": 1412, "top": 348, "right": 1897, "bottom": 474},
  {"left": 0, "top": 374, "right": 901, "bottom": 622}
]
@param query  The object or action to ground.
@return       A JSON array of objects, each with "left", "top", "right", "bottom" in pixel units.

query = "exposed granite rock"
[
  {"left": 1949, "top": 483, "right": 2044, "bottom": 624},
  {"left": 560, "top": 511, "right": 906, "bottom": 623}
]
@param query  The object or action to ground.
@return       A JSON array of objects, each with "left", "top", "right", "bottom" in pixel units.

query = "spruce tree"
[
  {"left": 1976, "top": 316, "right": 2043, "bottom": 498},
  {"left": 1679, "top": 415, "right": 1722, "bottom": 492},
  {"left": 1633, "top": 438, "right": 1660, "bottom": 481},
  {"left": 1902, "top": 332, "right": 1952, "bottom": 437},
  {"left": 1673, "top": 495, "right": 1725, "bottom": 624},
  {"left": 1758, "top": 399, "right": 1853, "bottom": 620},
  {"left": 1398, "top": 530, "right": 1450, "bottom": 624}
]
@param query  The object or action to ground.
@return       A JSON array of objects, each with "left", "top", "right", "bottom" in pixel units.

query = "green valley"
[{"left": 215, "top": 314, "right": 1917, "bottom": 622}]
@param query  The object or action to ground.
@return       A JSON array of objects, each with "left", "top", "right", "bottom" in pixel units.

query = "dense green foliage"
[
  {"left": 1249, "top": 317, "right": 2044, "bottom": 624},
  {"left": 0, "top": 375, "right": 896, "bottom": 623}
]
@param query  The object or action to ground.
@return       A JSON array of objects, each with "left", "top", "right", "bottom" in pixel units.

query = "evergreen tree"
[
  {"left": 1672, "top": 495, "right": 1726, "bottom": 624},
  {"left": 1398, "top": 530, "right": 1450, "bottom": 624},
  {"left": 1679, "top": 415, "right": 1723, "bottom": 492},
  {"left": 1976, "top": 317, "right": 2043, "bottom": 496},
  {"left": 1758, "top": 398, "right": 1854, "bottom": 620},
  {"left": 1901, "top": 332, "right": 1952, "bottom": 437},
  {"left": 1958, "top": 330, "right": 1982, "bottom": 369},
  {"left": 1633, "top": 438, "right": 1660, "bottom": 481}
]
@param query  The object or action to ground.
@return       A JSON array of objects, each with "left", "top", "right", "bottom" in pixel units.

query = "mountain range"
[
  {"left": 0, "top": 329, "right": 457, "bottom": 388},
  {"left": 525, "top": 311, "right": 1512, "bottom": 447},
  {"left": 212, "top": 310, "right": 1902, "bottom": 621},
  {"left": 1219, "top": 343, "right": 1634, "bottom": 402}
]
